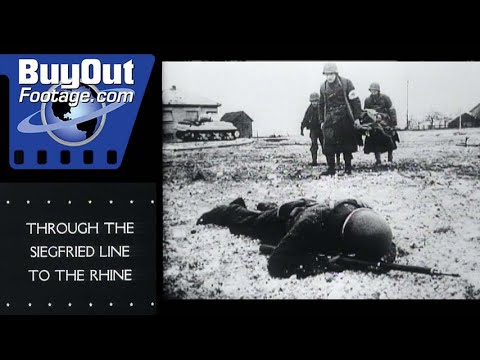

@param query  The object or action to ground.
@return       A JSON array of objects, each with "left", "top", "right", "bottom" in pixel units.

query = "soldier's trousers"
[
  {"left": 326, "top": 152, "right": 352, "bottom": 170},
  {"left": 309, "top": 129, "right": 323, "bottom": 154},
  {"left": 375, "top": 151, "right": 393, "bottom": 164},
  {"left": 227, "top": 199, "right": 337, "bottom": 278}
]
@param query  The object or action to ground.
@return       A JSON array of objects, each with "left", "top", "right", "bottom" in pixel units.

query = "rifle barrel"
[
  {"left": 338, "top": 257, "right": 459, "bottom": 277},
  {"left": 258, "top": 247, "right": 460, "bottom": 277}
]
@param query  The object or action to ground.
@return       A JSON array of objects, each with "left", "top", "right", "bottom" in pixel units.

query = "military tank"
[{"left": 175, "top": 116, "right": 240, "bottom": 141}]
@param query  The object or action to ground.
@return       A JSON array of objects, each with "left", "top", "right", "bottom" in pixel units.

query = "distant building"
[
  {"left": 448, "top": 113, "right": 480, "bottom": 128},
  {"left": 162, "top": 85, "right": 221, "bottom": 141},
  {"left": 220, "top": 111, "right": 253, "bottom": 138},
  {"left": 472, "top": 103, "right": 480, "bottom": 119},
  {"left": 448, "top": 102, "right": 480, "bottom": 128}
]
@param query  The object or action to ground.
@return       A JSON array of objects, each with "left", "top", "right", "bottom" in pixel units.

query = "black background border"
[{"left": 6, "top": 41, "right": 477, "bottom": 316}]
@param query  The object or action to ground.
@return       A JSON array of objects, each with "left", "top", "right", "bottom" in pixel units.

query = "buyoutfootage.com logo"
[{"left": 2, "top": 55, "right": 154, "bottom": 169}]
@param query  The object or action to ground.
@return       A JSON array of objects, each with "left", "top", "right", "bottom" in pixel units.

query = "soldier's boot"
[
  {"left": 374, "top": 152, "right": 382, "bottom": 166},
  {"left": 344, "top": 154, "right": 353, "bottom": 175},
  {"left": 309, "top": 151, "right": 318, "bottom": 166},
  {"left": 321, "top": 155, "right": 336, "bottom": 176},
  {"left": 387, "top": 151, "right": 393, "bottom": 163},
  {"left": 336, "top": 153, "right": 342, "bottom": 170}
]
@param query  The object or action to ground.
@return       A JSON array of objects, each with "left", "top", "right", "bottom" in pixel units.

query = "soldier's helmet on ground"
[
  {"left": 323, "top": 62, "right": 338, "bottom": 74},
  {"left": 310, "top": 92, "right": 320, "bottom": 101},
  {"left": 341, "top": 208, "right": 393, "bottom": 260},
  {"left": 369, "top": 82, "right": 381, "bottom": 91}
]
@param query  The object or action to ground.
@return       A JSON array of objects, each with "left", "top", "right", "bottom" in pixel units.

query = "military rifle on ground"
[{"left": 259, "top": 244, "right": 460, "bottom": 277}]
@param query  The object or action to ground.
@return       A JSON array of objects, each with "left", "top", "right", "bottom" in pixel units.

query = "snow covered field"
[{"left": 163, "top": 128, "right": 480, "bottom": 299}]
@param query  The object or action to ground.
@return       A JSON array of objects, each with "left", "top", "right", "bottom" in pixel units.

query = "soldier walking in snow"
[
  {"left": 318, "top": 63, "right": 363, "bottom": 175},
  {"left": 362, "top": 82, "right": 399, "bottom": 165},
  {"left": 301, "top": 92, "right": 324, "bottom": 166}
]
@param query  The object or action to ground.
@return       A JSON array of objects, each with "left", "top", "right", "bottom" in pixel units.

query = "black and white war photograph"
[{"left": 162, "top": 60, "right": 480, "bottom": 300}]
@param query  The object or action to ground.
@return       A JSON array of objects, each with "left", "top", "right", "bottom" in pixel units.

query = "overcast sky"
[{"left": 163, "top": 61, "right": 480, "bottom": 136}]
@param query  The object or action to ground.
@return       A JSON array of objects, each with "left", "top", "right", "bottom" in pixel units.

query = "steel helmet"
[
  {"left": 341, "top": 208, "right": 393, "bottom": 260},
  {"left": 309, "top": 92, "right": 320, "bottom": 101},
  {"left": 323, "top": 62, "right": 338, "bottom": 74},
  {"left": 369, "top": 82, "right": 381, "bottom": 91}
]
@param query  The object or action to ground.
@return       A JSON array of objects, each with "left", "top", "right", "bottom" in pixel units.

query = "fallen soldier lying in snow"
[{"left": 197, "top": 197, "right": 397, "bottom": 278}]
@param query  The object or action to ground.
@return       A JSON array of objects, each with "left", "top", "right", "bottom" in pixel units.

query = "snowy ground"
[{"left": 163, "top": 128, "right": 480, "bottom": 299}]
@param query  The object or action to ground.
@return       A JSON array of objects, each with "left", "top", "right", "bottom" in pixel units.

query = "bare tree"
[{"left": 424, "top": 111, "right": 449, "bottom": 129}]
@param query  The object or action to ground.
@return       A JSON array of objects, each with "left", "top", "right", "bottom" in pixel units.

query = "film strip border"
[{"left": 13, "top": 149, "right": 119, "bottom": 166}]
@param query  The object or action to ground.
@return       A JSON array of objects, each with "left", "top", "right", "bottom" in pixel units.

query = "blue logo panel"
[{"left": 1, "top": 54, "right": 154, "bottom": 169}]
